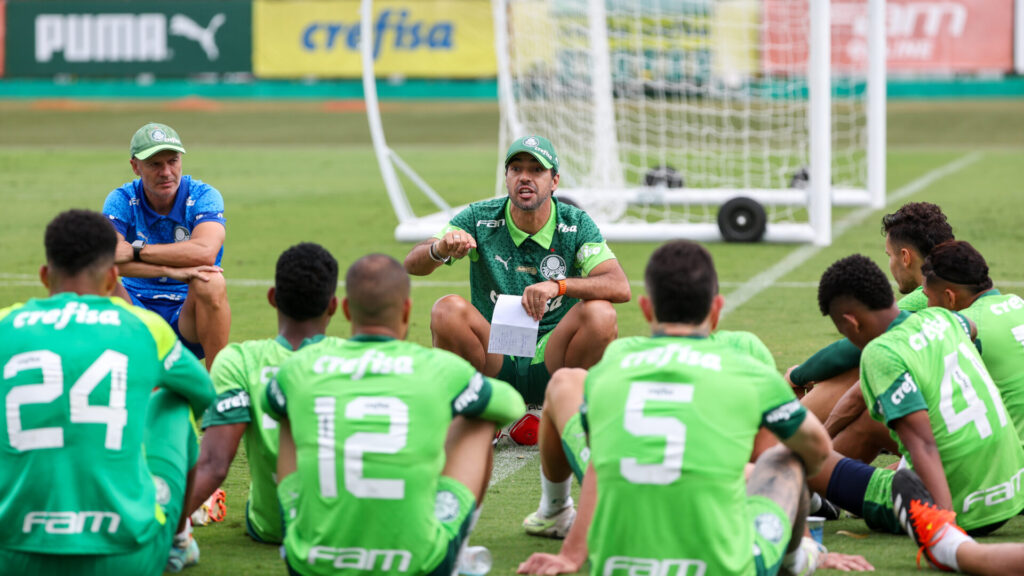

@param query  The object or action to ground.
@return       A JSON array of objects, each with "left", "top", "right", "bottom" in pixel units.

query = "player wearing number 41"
[
  {"left": 264, "top": 254, "right": 525, "bottom": 576},
  {"left": 0, "top": 210, "right": 215, "bottom": 575},
  {"left": 922, "top": 240, "right": 1024, "bottom": 446},
  {"left": 103, "top": 122, "right": 230, "bottom": 369},
  {"left": 180, "top": 243, "right": 340, "bottom": 560},
  {"left": 521, "top": 240, "right": 858, "bottom": 576},
  {"left": 404, "top": 135, "right": 630, "bottom": 406}
]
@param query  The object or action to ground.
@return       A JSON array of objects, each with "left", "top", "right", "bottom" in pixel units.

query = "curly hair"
[
  {"left": 922, "top": 240, "right": 993, "bottom": 294},
  {"left": 645, "top": 240, "right": 718, "bottom": 324},
  {"left": 44, "top": 209, "right": 117, "bottom": 275},
  {"left": 881, "top": 202, "right": 954, "bottom": 257},
  {"left": 817, "top": 254, "right": 894, "bottom": 315},
  {"left": 275, "top": 243, "right": 339, "bottom": 321}
]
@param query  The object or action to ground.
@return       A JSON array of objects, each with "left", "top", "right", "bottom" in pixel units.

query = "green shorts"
[
  {"left": 749, "top": 495, "right": 793, "bottom": 576},
  {"left": 0, "top": 390, "right": 195, "bottom": 576},
  {"left": 497, "top": 331, "right": 552, "bottom": 405},
  {"left": 425, "top": 476, "right": 478, "bottom": 576},
  {"left": 560, "top": 412, "right": 590, "bottom": 483}
]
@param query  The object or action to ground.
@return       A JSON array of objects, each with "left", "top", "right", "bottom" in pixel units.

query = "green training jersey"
[
  {"left": 860, "top": 308, "right": 1024, "bottom": 530},
  {"left": 711, "top": 330, "right": 775, "bottom": 368},
  {"left": 437, "top": 197, "right": 615, "bottom": 336},
  {"left": 898, "top": 286, "right": 928, "bottom": 312},
  {"left": 203, "top": 334, "right": 325, "bottom": 543},
  {"left": 582, "top": 335, "right": 806, "bottom": 576},
  {"left": 0, "top": 294, "right": 213, "bottom": 555},
  {"left": 959, "top": 290, "right": 1024, "bottom": 445},
  {"left": 265, "top": 335, "right": 525, "bottom": 575}
]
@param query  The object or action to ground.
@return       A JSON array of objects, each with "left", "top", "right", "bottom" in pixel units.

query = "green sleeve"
[
  {"left": 757, "top": 368, "right": 806, "bottom": 439},
  {"left": 203, "top": 344, "right": 253, "bottom": 429},
  {"left": 263, "top": 373, "right": 288, "bottom": 421},
  {"left": 574, "top": 213, "right": 615, "bottom": 276},
  {"left": 433, "top": 205, "right": 476, "bottom": 264},
  {"left": 789, "top": 337, "right": 862, "bottom": 385},
  {"left": 860, "top": 343, "right": 927, "bottom": 425},
  {"left": 158, "top": 339, "right": 216, "bottom": 416},
  {"left": 897, "top": 287, "right": 929, "bottom": 312},
  {"left": 450, "top": 371, "right": 526, "bottom": 427}
]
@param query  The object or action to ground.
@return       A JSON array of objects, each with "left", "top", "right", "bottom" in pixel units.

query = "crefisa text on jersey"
[{"left": 12, "top": 302, "right": 120, "bottom": 330}]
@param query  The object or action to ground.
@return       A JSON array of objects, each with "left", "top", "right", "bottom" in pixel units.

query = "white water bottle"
[{"left": 458, "top": 545, "right": 492, "bottom": 576}]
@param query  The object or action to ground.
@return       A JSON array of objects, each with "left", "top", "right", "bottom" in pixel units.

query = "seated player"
[
  {"left": 789, "top": 202, "right": 955, "bottom": 464},
  {"left": 265, "top": 254, "right": 526, "bottom": 576},
  {"left": 404, "top": 136, "right": 630, "bottom": 406},
  {"left": 103, "top": 122, "right": 231, "bottom": 369},
  {"left": 0, "top": 210, "right": 214, "bottom": 575},
  {"left": 805, "top": 254, "right": 1024, "bottom": 537},
  {"left": 922, "top": 240, "right": 1024, "bottom": 445},
  {"left": 518, "top": 241, "right": 871, "bottom": 575},
  {"left": 520, "top": 330, "right": 776, "bottom": 539},
  {"left": 184, "top": 243, "right": 339, "bottom": 549}
]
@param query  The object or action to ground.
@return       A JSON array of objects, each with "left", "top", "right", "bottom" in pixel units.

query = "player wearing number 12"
[
  {"left": 265, "top": 254, "right": 525, "bottom": 576},
  {"left": 0, "top": 210, "right": 214, "bottom": 575},
  {"left": 581, "top": 240, "right": 832, "bottom": 576}
]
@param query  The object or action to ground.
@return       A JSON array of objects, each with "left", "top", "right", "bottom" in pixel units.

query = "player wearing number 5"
[
  {"left": 404, "top": 136, "right": 630, "bottom": 405},
  {"left": 0, "top": 210, "right": 214, "bottom": 575},
  {"left": 567, "top": 240, "right": 832, "bottom": 576},
  {"left": 265, "top": 254, "right": 525, "bottom": 576}
]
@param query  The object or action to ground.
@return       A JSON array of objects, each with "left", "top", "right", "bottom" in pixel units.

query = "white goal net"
[{"left": 494, "top": 0, "right": 886, "bottom": 244}]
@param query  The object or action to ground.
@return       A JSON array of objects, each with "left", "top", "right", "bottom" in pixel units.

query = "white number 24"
[{"left": 5, "top": 349, "right": 128, "bottom": 452}]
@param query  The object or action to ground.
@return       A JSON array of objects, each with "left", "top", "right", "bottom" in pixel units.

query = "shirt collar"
[
  {"left": 274, "top": 333, "right": 326, "bottom": 352},
  {"left": 350, "top": 334, "right": 396, "bottom": 342},
  {"left": 976, "top": 288, "right": 1001, "bottom": 299},
  {"left": 505, "top": 199, "right": 557, "bottom": 249},
  {"left": 886, "top": 309, "right": 912, "bottom": 332}
]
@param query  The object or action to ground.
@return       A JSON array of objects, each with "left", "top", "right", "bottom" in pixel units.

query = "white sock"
[
  {"left": 173, "top": 518, "right": 192, "bottom": 547},
  {"left": 539, "top": 469, "right": 572, "bottom": 517},
  {"left": 929, "top": 525, "right": 970, "bottom": 572}
]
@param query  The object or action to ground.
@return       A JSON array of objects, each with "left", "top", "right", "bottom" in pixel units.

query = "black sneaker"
[{"left": 891, "top": 469, "right": 963, "bottom": 571}]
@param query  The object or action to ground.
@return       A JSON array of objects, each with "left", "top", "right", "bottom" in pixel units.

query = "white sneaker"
[
  {"left": 522, "top": 504, "right": 577, "bottom": 539},
  {"left": 166, "top": 533, "right": 200, "bottom": 573}
]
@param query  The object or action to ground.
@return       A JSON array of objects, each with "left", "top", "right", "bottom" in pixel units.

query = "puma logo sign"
[
  {"left": 169, "top": 14, "right": 226, "bottom": 60},
  {"left": 494, "top": 255, "right": 510, "bottom": 270}
]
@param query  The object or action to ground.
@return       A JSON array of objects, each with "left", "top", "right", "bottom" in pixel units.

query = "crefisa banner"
[
  {"left": 4, "top": 0, "right": 252, "bottom": 76},
  {"left": 253, "top": 0, "right": 496, "bottom": 78}
]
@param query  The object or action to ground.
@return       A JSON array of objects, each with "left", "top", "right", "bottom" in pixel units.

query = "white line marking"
[
  {"left": 489, "top": 443, "right": 539, "bottom": 487},
  {"left": 720, "top": 152, "right": 984, "bottom": 318}
]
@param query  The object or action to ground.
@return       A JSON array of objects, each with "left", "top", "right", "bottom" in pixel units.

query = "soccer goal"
[{"left": 364, "top": 0, "right": 887, "bottom": 246}]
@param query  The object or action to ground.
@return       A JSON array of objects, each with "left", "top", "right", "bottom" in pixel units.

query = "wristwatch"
[{"left": 132, "top": 239, "right": 146, "bottom": 262}]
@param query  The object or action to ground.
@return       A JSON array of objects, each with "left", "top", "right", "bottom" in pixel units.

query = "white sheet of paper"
[{"left": 487, "top": 294, "right": 540, "bottom": 357}]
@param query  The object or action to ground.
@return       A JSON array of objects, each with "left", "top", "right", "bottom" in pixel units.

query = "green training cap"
[
  {"left": 505, "top": 135, "right": 558, "bottom": 171},
  {"left": 130, "top": 122, "right": 186, "bottom": 160}
]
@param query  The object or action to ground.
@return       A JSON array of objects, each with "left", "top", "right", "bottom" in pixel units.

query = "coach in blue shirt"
[{"left": 103, "top": 122, "right": 230, "bottom": 369}]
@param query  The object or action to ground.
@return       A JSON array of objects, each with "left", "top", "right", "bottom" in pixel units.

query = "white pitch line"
[
  {"left": 489, "top": 443, "right": 539, "bottom": 487},
  {"left": 720, "top": 152, "right": 983, "bottom": 318}
]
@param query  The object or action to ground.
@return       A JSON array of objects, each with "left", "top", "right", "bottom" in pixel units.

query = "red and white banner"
[{"left": 763, "top": 0, "right": 1015, "bottom": 74}]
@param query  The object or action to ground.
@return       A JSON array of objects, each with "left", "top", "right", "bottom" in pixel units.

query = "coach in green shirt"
[{"left": 404, "top": 136, "right": 631, "bottom": 404}]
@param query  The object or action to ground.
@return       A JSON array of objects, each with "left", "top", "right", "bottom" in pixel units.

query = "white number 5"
[{"left": 621, "top": 381, "right": 693, "bottom": 485}]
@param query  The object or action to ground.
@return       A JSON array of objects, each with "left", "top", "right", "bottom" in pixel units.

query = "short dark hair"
[
  {"left": 275, "top": 243, "right": 339, "bottom": 321},
  {"left": 644, "top": 240, "right": 718, "bottom": 324},
  {"left": 817, "top": 254, "right": 894, "bottom": 315},
  {"left": 345, "top": 253, "right": 410, "bottom": 325},
  {"left": 44, "top": 209, "right": 117, "bottom": 275},
  {"left": 881, "top": 202, "right": 954, "bottom": 257},
  {"left": 922, "top": 240, "right": 993, "bottom": 294}
]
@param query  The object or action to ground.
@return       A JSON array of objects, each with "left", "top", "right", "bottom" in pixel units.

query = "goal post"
[{"left": 364, "top": 0, "right": 887, "bottom": 245}]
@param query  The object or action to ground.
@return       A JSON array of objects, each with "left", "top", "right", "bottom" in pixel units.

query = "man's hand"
[
  {"left": 522, "top": 280, "right": 560, "bottom": 321},
  {"left": 517, "top": 553, "right": 582, "bottom": 575},
  {"left": 436, "top": 231, "right": 476, "bottom": 260},
  {"left": 820, "top": 552, "right": 875, "bottom": 571},
  {"left": 166, "top": 265, "right": 223, "bottom": 284},
  {"left": 785, "top": 364, "right": 809, "bottom": 399},
  {"left": 115, "top": 240, "right": 135, "bottom": 264}
]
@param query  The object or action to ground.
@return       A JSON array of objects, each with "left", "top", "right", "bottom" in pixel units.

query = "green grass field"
[{"left": 2, "top": 98, "right": 1023, "bottom": 575}]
